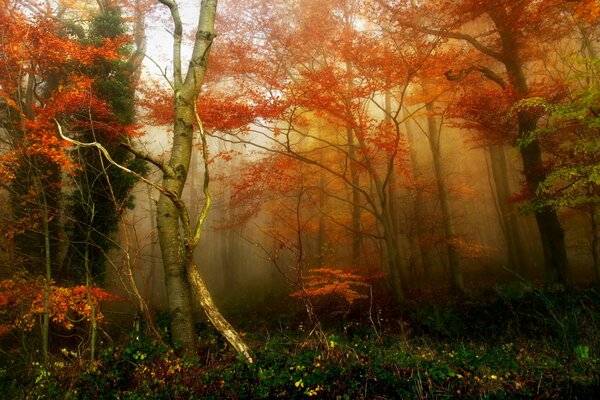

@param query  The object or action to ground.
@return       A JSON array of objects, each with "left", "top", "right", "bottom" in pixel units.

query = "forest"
[{"left": 1, "top": 0, "right": 600, "bottom": 398}]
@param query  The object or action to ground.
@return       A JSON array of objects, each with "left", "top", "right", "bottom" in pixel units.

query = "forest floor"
[{"left": 2, "top": 284, "right": 600, "bottom": 399}]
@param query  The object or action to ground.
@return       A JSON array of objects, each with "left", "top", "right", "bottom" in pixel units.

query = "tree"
[
  {"left": 62, "top": 4, "right": 148, "bottom": 284},
  {"left": 517, "top": 58, "right": 600, "bottom": 283},
  {"left": 201, "top": 0, "right": 465, "bottom": 302},
  {"left": 0, "top": 0, "right": 138, "bottom": 363},
  {"left": 407, "top": 101, "right": 466, "bottom": 292},
  {"left": 128, "top": 0, "right": 252, "bottom": 362},
  {"left": 377, "top": 0, "right": 593, "bottom": 287}
]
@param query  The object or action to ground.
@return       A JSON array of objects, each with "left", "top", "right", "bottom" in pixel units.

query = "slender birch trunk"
[{"left": 156, "top": 0, "right": 252, "bottom": 361}]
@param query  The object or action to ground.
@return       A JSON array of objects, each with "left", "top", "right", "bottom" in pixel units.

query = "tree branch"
[
  {"left": 189, "top": 101, "right": 211, "bottom": 248},
  {"left": 120, "top": 141, "right": 176, "bottom": 178},
  {"left": 445, "top": 65, "right": 507, "bottom": 88},
  {"left": 375, "top": 0, "right": 505, "bottom": 62},
  {"left": 158, "top": 0, "right": 183, "bottom": 87},
  {"left": 55, "top": 120, "right": 187, "bottom": 220}
]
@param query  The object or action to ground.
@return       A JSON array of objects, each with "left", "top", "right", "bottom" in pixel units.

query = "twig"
[{"left": 54, "top": 119, "right": 189, "bottom": 227}]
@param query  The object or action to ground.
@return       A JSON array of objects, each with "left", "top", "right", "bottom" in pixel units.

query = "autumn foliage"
[
  {"left": 0, "top": 7, "right": 130, "bottom": 179},
  {"left": 0, "top": 277, "right": 120, "bottom": 336},
  {"left": 291, "top": 268, "right": 369, "bottom": 305}
]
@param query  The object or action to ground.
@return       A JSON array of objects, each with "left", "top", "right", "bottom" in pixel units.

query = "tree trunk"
[
  {"left": 156, "top": 101, "right": 197, "bottom": 352},
  {"left": 519, "top": 127, "right": 570, "bottom": 287},
  {"left": 37, "top": 176, "right": 51, "bottom": 366},
  {"left": 381, "top": 210, "right": 405, "bottom": 302},
  {"left": 488, "top": 8, "right": 570, "bottom": 288},
  {"left": 220, "top": 141, "right": 239, "bottom": 290},
  {"left": 404, "top": 118, "right": 431, "bottom": 281},
  {"left": 188, "top": 262, "right": 252, "bottom": 363},
  {"left": 317, "top": 164, "right": 327, "bottom": 266},
  {"left": 426, "top": 103, "right": 464, "bottom": 292},
  {"left": 488, "top": 145, "right": 526, "bottom": 274},
  {"left": 385, "top": 93, "right": 410, "bottom": 288},
  {"left": 157, "top": 0, "right": 247, "bottom": 359},
  {"left": 346, "top": 125, "right": 361, "bottom": 264}
]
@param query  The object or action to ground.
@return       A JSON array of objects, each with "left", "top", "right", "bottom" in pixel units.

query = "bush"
[{"left": 8, "top": 288, "right": 600, "bottom": 398}]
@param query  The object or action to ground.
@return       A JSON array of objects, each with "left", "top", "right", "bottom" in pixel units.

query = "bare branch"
[
  {"left": 120, "top": 141, "right": 176, "bottom": 178},
  {"left": 445, "top": 66, "right": 506, "bottom": 88},
  {"left": 55, "top": 120, "right": 187, "bottom": 221},
  {"left": 375, "top": 0, "right": 505, "bottom": 62},
  {"left": 189, "top": 101, "right": 211, "bottom": 248},
  {"left": 144, "top": 54, "right": 175, "bottom": 90},
  {"left": 158, "top": 0, "right": 183, "bottom": 87}
]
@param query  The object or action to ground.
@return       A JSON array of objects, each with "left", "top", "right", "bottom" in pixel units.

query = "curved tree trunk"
[{"left": 188, "top": 262, "right": 253, "bottom": 363}]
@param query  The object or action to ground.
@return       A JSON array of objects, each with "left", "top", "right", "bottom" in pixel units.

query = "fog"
[
  {"left": 107, "top": 115, "right": 595, "bottom": 314},
  {"left": 3, "top": 2, "right": 600, "bottom": 397},
  {"left": 2, "top": 0, "right": 598, "bottom": 328}
]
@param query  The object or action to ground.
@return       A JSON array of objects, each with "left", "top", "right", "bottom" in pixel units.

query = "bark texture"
[{"left": 156, "top": 0, "right": 252, "bottom": 361}]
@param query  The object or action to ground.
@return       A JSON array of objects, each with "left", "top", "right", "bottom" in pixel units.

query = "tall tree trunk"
[
  {"left": 85, "top": 227, "right": 98, "bottom": 365},
  {"left": 385, "top": 93, "right": 408, "bottom": 287},
  {"left": 345, "top": 61, "right": 361, "bottom": 265},
  {"left": 36, "top": 175, "right": 51, "bottom": 366},
  {"left": 148, "top": 189, "right": 160, "bottom": 309},
  {"left": 488, "top": 9, "right": 570, "bottom": 288},
  {"left": 347, "top": 129, "right": 362, "bottom": 265},
  {"left": 316, "top": 156, "right": 327, "bottom": 266},
  {"left": 157, "top": 0, "right": 247, "bottom": 359},
  {"left": 219, "top": 141, "right": 238, "bottom": 290},
  {"left": 157, "top": 99, "right": 198, "bottom": 352},
  {"left": 127, "top": 0, "right": 146, "bottom": 88},
  {"left": 426, "top": 103, "right": 464, "bottom": 292},
  {"left": 404, "top": 118, "right": 431, "bottom": 281},
  {"left": 518, "top": 116, "right": 570, "bottom": 288},
  {"left": 488, "top": 145, "right": 526, "bottom": 274},
  {"left": 381, "top": 209, "right": 404, "bottom": 302}
]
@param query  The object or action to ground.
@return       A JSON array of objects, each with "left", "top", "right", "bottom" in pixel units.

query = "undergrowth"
[{"left": 2, "top": 286, "right": 600, "bottom": 399}]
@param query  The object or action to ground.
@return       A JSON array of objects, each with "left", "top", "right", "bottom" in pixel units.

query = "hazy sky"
[{"left": 143, "top": 2, "right": 201, "bottom": 84}]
